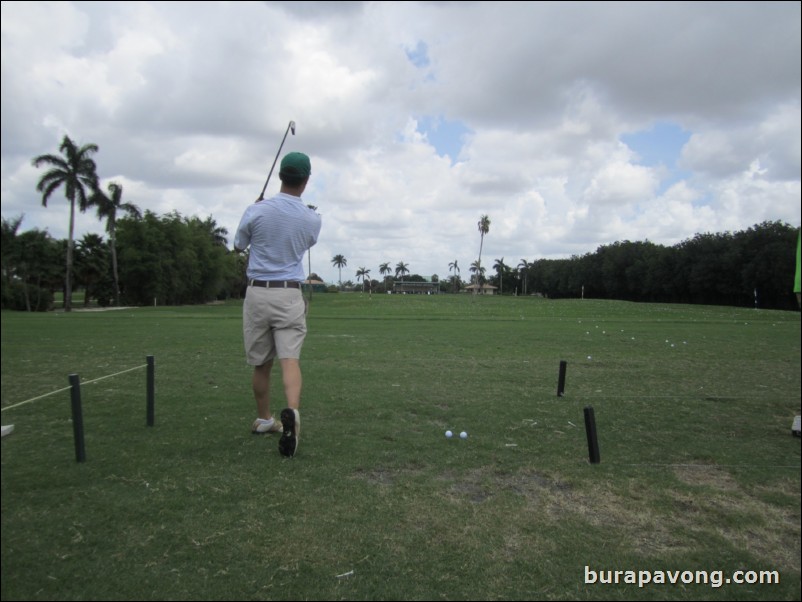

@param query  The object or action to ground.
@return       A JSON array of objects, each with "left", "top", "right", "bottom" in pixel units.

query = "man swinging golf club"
[{"left": 234, "top": 151, "right": 321, "bottom": 457}]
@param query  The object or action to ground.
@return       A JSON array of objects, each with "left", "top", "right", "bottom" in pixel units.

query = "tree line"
[
  {"left": 4, "top": 215, "right": 797, "bottom": 311},
  {"left": 491, "top": 221, "right": 799, "bottom": 310},
  {"left": 328, "top": 220, "right": 798, "bottom": 311},
  {"left": 2, "top": 212, "right": 245, "bottom": 311},
  {"left": 2, "top": 135, "right": 246, "bottom": 311}
]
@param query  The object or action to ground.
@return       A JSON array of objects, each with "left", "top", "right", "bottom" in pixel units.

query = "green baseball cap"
[{"left": 279, "top": 152, "right": 311, "bottom": 178}]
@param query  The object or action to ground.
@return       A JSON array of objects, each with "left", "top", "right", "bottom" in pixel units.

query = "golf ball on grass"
[
  {"left": 445, "top": 430, "right": 453, "bottom": 438},
  {"left": 460, "top": 431, "right": 468, "bottom": 439}
]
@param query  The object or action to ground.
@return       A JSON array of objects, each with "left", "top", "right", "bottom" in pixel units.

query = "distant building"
[
  {"left": 464, "top": 284, "right": 498, "bottom": 295},
  {"left": 392, "top": 281, "right": 439, "bottom": 294},
  {"left": 302, "top": 278, "right": 328, "bottom": 293}
]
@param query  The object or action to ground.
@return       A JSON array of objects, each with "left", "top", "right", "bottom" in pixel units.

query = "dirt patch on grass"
[
  {"left": 670, "top": 469, "right": 801, "bottom": 573},
  {"left": 354, "top": 463, "right": 800, "bottom": 571},
  {"left": 436, "top": 467, "right": 689, "bottom": 556},
  {"left": 673, "top": 464, "right": 740, "bottom": 490},
  {"left": 438, "top": 467, "right": 568, "bottom": 505},
  {"left": 351, "top": 465, "right": 423, "bottom": 487}
]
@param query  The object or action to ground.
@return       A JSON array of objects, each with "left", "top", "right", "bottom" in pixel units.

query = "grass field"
[{"left": 1, "top": 294, "right": 800, "bottom": 601}]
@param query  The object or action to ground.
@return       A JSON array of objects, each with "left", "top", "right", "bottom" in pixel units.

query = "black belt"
[{"left": 249, "top": 280, "right": 301, "bottom": 289}]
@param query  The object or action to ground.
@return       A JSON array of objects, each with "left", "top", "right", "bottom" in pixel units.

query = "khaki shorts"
[{"left": 243, "top": 287, "right": 307, "bottom": 365}]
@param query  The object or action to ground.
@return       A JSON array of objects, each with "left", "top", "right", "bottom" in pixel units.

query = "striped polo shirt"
[{"left": 234, "top": 192, "right": 322, "bottom": 282}]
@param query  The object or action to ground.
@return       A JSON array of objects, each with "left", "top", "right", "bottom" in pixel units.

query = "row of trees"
[
  {"left": 329, "top": 256, "right": 418, "bottom": 292},
  {"left": 113, "top": 212, "right": 243, "bottom": 306},
  {"left": 4, "top": 216, "right": 796, "bottom": 311},
  {"left": 2, "top": 212, "right": 245, "bottom": 310},
  {"left": 30, "top": 136, "right": 144, "bottom": 311},
  {"left": 324, "top": 221, "right": 798, "bottom": 310},
  {"left": 330, "top": 214, "right": 494, "bottom": 294},
  {"left": 491, "top": 221, "right": 799, "bottom": 310},
  {"left": 1, "top": 134, "right": 247, "bottom": 311}
]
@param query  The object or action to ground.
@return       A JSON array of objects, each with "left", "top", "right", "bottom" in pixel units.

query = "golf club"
[{"left": 256, "top": 120, "right": 295, "bottom": 202}]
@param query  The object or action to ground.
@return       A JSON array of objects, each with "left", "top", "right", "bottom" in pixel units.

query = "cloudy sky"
[{"left": 2, "top": 1, "right": 800, "bottom": 286}]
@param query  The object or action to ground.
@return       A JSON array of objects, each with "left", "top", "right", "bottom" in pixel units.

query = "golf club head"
[{"left": 290, "top": 121, "right": 296, "bottom": 135}]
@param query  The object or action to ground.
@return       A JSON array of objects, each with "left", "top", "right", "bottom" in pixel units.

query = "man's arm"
[{"left": 233, "top": 207, "right": 251, "bottom": 253}]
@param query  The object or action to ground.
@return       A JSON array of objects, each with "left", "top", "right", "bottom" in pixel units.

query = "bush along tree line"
[
  {"left": 495, "top": 221, "right": 799, "bottom": 310},
  {"left": 2, "top": 211, "right": 247, "bottom": 311}
]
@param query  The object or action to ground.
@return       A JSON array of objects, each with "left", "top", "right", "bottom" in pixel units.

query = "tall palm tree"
[
  {"left": 379, "top": 262, "right": 391, "bottom": 291},
  {"left": 469, "top": 260, "right": 485, "bottom": 291},
  {"left": 356, "top": 267, "right": 371, "bottom": 293},
  {"left": 32, "top": 135, "right": 99, "bottom": 311},
  {"left": 448, "top": 259, "right": 460, "bottom": 293},
  {"left": 395, "top": 261, "right": 409, "bottom": 284},
  {"left": 517, "top": 259, "right": 530, "bottom": 296},
  {"left": 475, "top": 214, "right": 490, "bottom": 296},
  {"left": 90, "top": 182, "right": 141, "bottom": 306},
  {"left": 493, "top": 257, "right": 506, "bottom": 296},
  {"left": 331, "top": 254, "right": 347, "bottom": 290}
]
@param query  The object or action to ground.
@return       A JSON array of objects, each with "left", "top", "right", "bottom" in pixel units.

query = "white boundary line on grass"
[{"left": 1, "top": 364, "right": 147, "bottom": 413}]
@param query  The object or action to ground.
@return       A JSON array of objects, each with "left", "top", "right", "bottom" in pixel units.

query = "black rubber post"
[
  {"left": 584, "top": 406, "right": 600, "bottom": 464},
  {"left": 557, "top": 360, "right": 567, "bottom": 397}
]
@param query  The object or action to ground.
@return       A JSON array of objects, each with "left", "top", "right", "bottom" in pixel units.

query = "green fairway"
[{"left": 2, "top": 295, "right": 800, "bottom": 600}]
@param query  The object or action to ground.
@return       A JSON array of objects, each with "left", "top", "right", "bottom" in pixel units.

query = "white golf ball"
[
  {"left": 445, "top": 430, "right": 453, "bottom": 438},
  {"left": 460, "top": 431, "right": 468, "bottom": 439}
]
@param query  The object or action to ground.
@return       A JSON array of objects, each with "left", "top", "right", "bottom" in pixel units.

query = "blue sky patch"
[
  {"left": 405, "top": 40, "right": 430, "bottom": 68},
  {"left": 416, "top": 115, "right": 473, "bottom": 163},
  {"left": 621, "top": 121, "right": 692, "bottom": 193}
]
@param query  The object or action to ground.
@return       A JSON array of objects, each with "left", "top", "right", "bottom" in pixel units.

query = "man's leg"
[
  {"left": 253, "top": 359, "right": 274, "bottom": 420},
  {"left": 278, "top": 358, "right": 302, "bottom": 457},
  {"left": 279, "top": 358, "right": 302, "bottom": 410}
]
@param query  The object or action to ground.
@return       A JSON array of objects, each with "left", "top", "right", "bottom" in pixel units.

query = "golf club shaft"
[{"left": 257, "top": 120, "right": 295, "bottom": 201}]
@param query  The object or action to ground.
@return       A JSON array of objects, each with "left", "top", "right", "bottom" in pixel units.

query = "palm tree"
[
  {"left": 475, "top": 214, "right": 490, "bottom": 296},
  {"left": 395, "top": 261, "right": 409, "bottom": 285},
  {"left": 469, "top": 260, "right": 486, "bottom": 291},
  {"left": 32, "top": 135, "right": 100, "bottom": 311},
  {"left": 493, "top": 257, "right": 506, "bottom": 296},
  {"left": 356, "top": 267, "right": 371, "bottom": 293},
  {"left": 331, "top": 254, "right": 347, "bottom": 290},
  {"left": 448, "top": 259, "right": 460, "bottom": 293},
  {"left": 379, "top": 262, "right": 391, "bottom": 291},
  {"left": 517, "top": 259, "right": 530, "bottom": 296},
  {"left": 90, "top": 182, "right": 141, "bottom": 306}
]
